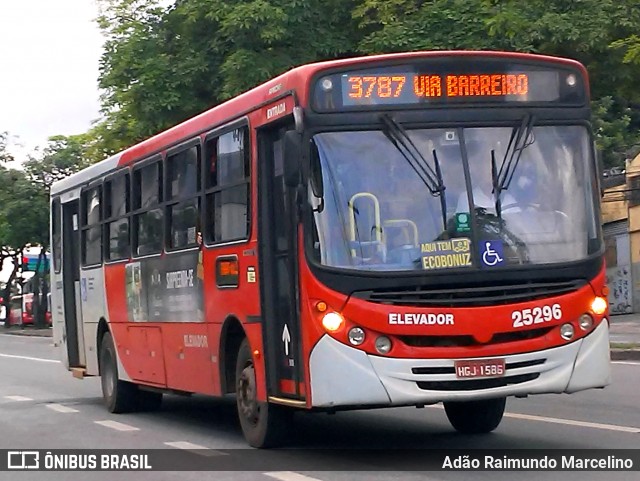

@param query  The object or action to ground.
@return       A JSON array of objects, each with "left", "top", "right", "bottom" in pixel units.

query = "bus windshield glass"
[{"left": 309, "top": 125, "right": 599, "bottom": 272}]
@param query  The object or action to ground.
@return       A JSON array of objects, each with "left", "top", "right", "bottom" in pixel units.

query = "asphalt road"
[{"left": 0, "top": 333, "right": 638, "bottom": 481}]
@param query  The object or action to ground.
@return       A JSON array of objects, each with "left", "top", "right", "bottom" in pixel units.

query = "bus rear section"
[{"left": 50, "top": 50, "right": 609, "bottom": 448}]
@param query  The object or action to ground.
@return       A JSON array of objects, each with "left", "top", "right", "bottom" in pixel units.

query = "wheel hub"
[
  {"left": 238, "top": 364, "right": 259, "bottom": 423},
  {"left": 102, "top": 355, "right": 115, "bottom": 398}
]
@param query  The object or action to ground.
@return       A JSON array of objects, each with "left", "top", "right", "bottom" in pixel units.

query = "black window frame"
[
  {"left": 104, "top": 170, "right": 131, "bottom": 263},
  {"left": 80, "top": 182, "right": 103, "bottom": 268},
  {"left": 203, "top": 121, "right": 251, "bottom": 246},
  {"left": 51, "top": 197, "right": 62, "bottom": 273},
  {"left": 132, "top": 156, "right": 164, "bottom": 258},
  {"left": 165, "top": 139, "right": 202, "bottom": 251}
]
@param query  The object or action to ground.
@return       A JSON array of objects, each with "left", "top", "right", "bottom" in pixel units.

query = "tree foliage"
[
  {"left": 95, "top": 0, "right": 359, "bottom": 150},
  {"left": 0, "top": 168, "right": 49, "bottom": 249},
  {"left": 0, "top": 132, "right": 14, "bottom": 164},
  {"left": 67, "top": 0, "right": 640, "bottom": 168},
  {"left": 24, "top": 134, "right": 94, "bottom": 192}
]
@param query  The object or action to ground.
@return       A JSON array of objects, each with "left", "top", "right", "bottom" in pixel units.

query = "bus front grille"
[
  {"left": 352, "top": 279, "right": 585, "bottom": 307},
  {"left": 416, "top": 373, "right": 540, "bottom": 391},
  {"left": 398, "top": 326, "right": 553, "bottom": 348}
]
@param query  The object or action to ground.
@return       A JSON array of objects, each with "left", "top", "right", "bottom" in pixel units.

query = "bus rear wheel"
[
  {"left": 443, "top": 397, "right": 506, "bottom": 434},
  {"left": 235, "top": 339, "right": 291, "bottom": 448},
  {"left": 100, "top": 332, "right": 138, "bottom": 413}
]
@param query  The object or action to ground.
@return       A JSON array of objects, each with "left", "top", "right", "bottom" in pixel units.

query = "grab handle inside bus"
[{"left": 283, "top": 130, "right": 302, "bottom": 187}]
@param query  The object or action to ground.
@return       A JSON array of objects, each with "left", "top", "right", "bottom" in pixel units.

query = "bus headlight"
[
  {"left": 321, "top": 312, "right": 344, "bottom": 332},
  {"left": 578, "top": 314, "right": 593, "bottom": 331},
  {"left": 375, "top": 336, "right": 392, "bottom": 354},
  {"left": 591, "top": 297, "right": 607, "bottom": 316},
  {"left": 560, "top": 323, "right": 574, "bottom": 340},
  {"left": 348, "top": 327, "right": 365, "bottom": 346}
]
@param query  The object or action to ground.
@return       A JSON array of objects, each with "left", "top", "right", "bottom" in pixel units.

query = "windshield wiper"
[
  {"left": 492, "top": 114, "right": 535, "bottom": 217},
  {"left": 380, "top": 114, "right": 447, "bottom": 230}
]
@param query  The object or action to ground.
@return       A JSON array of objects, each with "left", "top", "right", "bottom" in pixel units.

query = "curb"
[
  {"left": 1, "top": 329, "right": 53, "bottom": 338},
  {"left": 610, "top": 349, "right": 640, "bottom": 361}
]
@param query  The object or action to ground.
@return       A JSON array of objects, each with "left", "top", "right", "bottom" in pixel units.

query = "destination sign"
[
  {"left": 345, "top": 73, "right": 530, "bottom": 102},
  {"left": 312, "top": 59, "right": 586, "bottom": 110}
]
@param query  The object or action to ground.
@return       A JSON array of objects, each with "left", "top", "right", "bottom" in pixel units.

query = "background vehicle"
[
  {"left": 7, "top": 293, "right": 34, "bottom": 326},
  {"left": 51, "top": 50, "right": 609, "bottom": 447}
]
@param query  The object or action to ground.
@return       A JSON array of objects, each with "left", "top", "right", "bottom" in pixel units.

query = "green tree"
[
  {"left": 355, "top": 0, "right": 503, "bottom": 52},
  {"left": 486, "top": 0, "right": 640, "bottom": 166},
  {"left": 95, "top": 0, "right": 359, "bottom": 150},
  {"left": 0, "top": 132, "right": 13, "bottom": 164},
  {"left": 0, "top": 167, "right": 49, "bottom": 327},
  {"left": 355, "top": 0, "right": 640, "bottom": 167},
  {"left": 88, "top": 0, "right": 640, "bottom": 168},
  {"left": 24, "top": 134, "right": 94, "bottom": 191}
]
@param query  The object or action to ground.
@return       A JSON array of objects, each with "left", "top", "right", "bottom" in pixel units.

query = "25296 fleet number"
[{"left": 512, "top": 304, "right": 562, "bottom": 328}]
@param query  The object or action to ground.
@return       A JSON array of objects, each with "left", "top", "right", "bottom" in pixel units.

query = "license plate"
[{"left": 454, "top": 358, "right": 506, "bottom": 378}]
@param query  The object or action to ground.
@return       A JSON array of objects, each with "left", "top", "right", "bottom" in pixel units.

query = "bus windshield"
[{"left": 309, "top": 125, "right": 599, "bottom": 272}]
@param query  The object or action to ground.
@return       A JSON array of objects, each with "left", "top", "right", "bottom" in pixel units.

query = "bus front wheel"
[
  {"left": 443, "top": 397, "right": 506, "bottom": 434},
  {"left": 100, "top": 332, "right": 138, "bottom": 413},
  {"left": 235, "top": 339, "right": 291, "bottom": 448}
]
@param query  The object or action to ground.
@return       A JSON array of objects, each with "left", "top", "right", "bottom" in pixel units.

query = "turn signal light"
[
  {"left": 591, "top": 297, "right": 607, "bottom": 316},
  {"left": 321, "top": 312, "right": 344, "bottom": 332},
  {"left": 315, "top": 301, "right": 328, "bottom": 313}
]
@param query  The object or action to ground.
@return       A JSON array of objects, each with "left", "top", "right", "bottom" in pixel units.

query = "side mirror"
[{"left": 283, "top": 130, "right": 302, "bottom": 187}]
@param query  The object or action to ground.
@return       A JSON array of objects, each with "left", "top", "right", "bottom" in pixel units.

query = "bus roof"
[{"left": 51, "top": 50, "right": 586, "bottom": 196}]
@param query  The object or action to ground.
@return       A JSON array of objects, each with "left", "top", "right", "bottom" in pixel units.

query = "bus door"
[
  {"left": 258, "top": 122, "right": 305, "bottom": 401},
  {"left": 61, "top": 199, "right": 86, "bottom": 367}
]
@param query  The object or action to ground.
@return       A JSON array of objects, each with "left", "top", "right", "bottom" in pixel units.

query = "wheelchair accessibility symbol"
[{"left": 480, "top": 240, "right": 505, "bottom": 267}]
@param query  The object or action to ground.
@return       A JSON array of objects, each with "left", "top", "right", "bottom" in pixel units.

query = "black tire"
[
  {"left": 444, "top": 397, "right": 506, "bottom": 434},
  {"left": 99, "top": 332, "right": 138, "bottom": 413},
  {"left": 235, "top": 339, "right": 292, "bottom": 448},
  {"left": 138, "top": 390, "right": 163, "bottom": 412}
]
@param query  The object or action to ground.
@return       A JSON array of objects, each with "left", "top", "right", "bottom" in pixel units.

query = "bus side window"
[
  {"left": 104, "top": 173, "right": 130, "bottom": 261},
  {"left": 81, "top": 185, "right": 103, "bottom": 266},
  {"left": 204, "top": 126, "right": 250, "bottom": 244},
  {"left": 133, "top": 161, "right": 163, "bottom": 256},
  {"left": 167, "top": 144, "right": 201, "bottom": 249}
]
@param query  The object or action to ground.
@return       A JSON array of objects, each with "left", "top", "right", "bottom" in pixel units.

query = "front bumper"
[{"left": 309, "top": 320, "right": 611, "bottom": 408}]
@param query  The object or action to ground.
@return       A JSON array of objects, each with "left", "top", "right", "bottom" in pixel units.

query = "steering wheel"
[{"left": 501, "top": 202, "right": 569, "bottom": 220}]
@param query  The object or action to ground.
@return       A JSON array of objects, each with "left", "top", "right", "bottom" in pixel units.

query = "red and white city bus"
[{"left": 50, "top": 50, "right": 610, "bottom": 447}]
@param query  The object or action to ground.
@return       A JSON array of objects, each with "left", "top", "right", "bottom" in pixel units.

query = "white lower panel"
[
  {"left": 308, "top": 336, "right": 390, "bottom": 407},
  {"left": 309, "top": 321, "right": 611, "bottom": 408}
]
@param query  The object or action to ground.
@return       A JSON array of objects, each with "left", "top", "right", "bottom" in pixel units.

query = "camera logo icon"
[{"left": 7, "top": 451, "right": 40, "bottom": 470}]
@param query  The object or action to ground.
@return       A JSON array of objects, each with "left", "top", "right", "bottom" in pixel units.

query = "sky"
[{"left": 0, "top": 0, "right": 104, "bottom": 166}]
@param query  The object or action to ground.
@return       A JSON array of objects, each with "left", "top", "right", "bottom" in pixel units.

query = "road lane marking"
[
  {"left": 265, "top": 472, "right": 323, "bottom": 481},
  {"left": 4, "top": 395, "right": 33, "bottom": 401},
  {"left": 46, "top": 403, "right": 79, "bottom": 413},
  {"left": 164, "top": 441, "right": 226, "bottom": 457},
  {"left": 0, "top": 352, "right": 60, "bottom": 363},
  {"left": 94, "top": 420, "right": 139, "bottom": 431},
  {"left": 427, "top": 404, "right": 639, "bottom": 433},
  {"left": 503, "top": 412, "right": 640, "bottom": 433}
]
